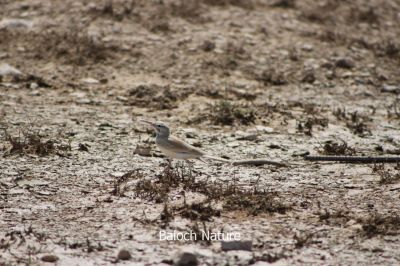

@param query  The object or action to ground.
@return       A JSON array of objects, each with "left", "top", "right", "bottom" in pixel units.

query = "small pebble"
[
  {"left": 227, "top": 142, "right": 240, "bottom": 148},
  {"left": 78, "top": 143, "right": 90, "bottom": 152},
  {"left": 29, "top": 90, "right": 40, "bottom": 96},
  {"left": 117, "top": 249, "right": 131, "bottom": 260},
  {"left": 381, "top": 84, "right": 400, "bottom": 94},
  {"left": 342, "top": 71, "right": 353, "bottom": 78},
  {"left": 176, "top": 252, "right": 198, "bottom": 266},
  {"left": 81, "top": 78, "right": 100, "bottom": 84},
  {"left": 30, "top": 82, "right": 38, "bottom": 90},
  {"left": 201, "top": 40, "right": 216, "bottom": 52},
  {"left": 252, "top": 125, "right": 274, "bottom": 133},
  {"left": 116, "top": 96, "right": 128, "bottom": 102},
  {"left": 301, "top": 44, "right": 313, "bottom": 51},
  {"left": 0, "top": 18, "right": 33, "bottom": 29},
  {"left": 41, "top": 254, "right": 59, "bottom": 262},
  {"left": 292, "top": 150, "right": 310, "bottom": 157},
  {"left": 335, "top": 57, "right": 355, "bottom": 69},
  {"left": 183, "top": 128, "right": 199, "bottom": 138},
  {"left": 0, "top": 52, "right": 8, "bottom": 59},
  {"left": 236, "top": 134, "right": 258, "bottom": 141}
]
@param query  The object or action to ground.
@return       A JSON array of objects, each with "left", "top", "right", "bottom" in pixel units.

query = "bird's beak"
[{"left": 140, "top": 120, "right": 157, "bottom": 130}]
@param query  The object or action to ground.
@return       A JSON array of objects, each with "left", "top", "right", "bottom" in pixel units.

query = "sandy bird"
[{"left": 141, "top": 120, "right": 228, "bottom": 163}]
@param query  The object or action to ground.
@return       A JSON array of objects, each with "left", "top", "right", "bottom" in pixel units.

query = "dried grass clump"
[
  {"left": 2, "top": 128, "right": 71, "bottom": 157},
  {"left": 130, "top": 162, "right": 289, "bottom": 223},
  {"left": 33, "top": 29, "right": 115, "bottom": 65},
  {"left": 133, "top": 163, "right": 184, "bottom": 203},
  {"left": 372, "top": 164, "right": 400, "bottom": 185},
  {"left": 322, "top": 140, "right": 355, "bottom": 156},
  {"left": 208, "top": 100, "right": 257, "bottom": 126},
  {"left": 224, "top": 190, "right": 289, "bottom": 215},
  {"left": 332, "top": 109, "right": 372, "bottom": 137},
  {"left": 0, "top": 25, "right": 118, "bottom": 66},
  {"left": 112, "top": 170, "right": 144, "bottom": 197},
  {"left": 358, "top": 212, "right": 400, "bottom": 238},
  {"left": 127, "top": 84, "right": 190, "bottom": 110}
]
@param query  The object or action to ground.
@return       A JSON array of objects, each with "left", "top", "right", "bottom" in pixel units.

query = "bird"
[{"left": 141, "top": 120, "right": 229, "bottom": 163}]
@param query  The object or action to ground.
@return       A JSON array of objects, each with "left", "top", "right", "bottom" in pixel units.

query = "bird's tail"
[{"left": 203, "top": 155, "right": 230, "bottom": 163}]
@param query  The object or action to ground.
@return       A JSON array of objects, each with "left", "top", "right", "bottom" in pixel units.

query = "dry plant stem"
[
  {"left": 232, "top": 159, "right": 289, "bottom": 167},
  {"left": 304, "top": 156, "right": 400, "bottom": 163}
]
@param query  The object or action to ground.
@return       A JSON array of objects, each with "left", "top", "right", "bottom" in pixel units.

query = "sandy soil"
[{"left": 1, "top": 0, "right": 400, "bottom": 265}]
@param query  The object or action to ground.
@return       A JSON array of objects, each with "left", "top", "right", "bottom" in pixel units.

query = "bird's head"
[{"left": 141, "top": 120, "right": 170, "bottom": 137}]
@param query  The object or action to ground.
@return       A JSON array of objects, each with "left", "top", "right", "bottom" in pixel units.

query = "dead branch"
[
  {"left": 304, "top": 156, "right": 400, "bottom": 163},
  {"left": 232, "top": 159, "right": 288, "bottom": 167}
]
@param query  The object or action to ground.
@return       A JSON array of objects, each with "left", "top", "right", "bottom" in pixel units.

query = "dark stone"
[
  {"left": 41, "top": 254, "right": 59, "bottom": 262},
  {"left": 176, "top": 252, "right": 198, "bottom": 266},
  {"left": 335, "top": 57, "right": 355, "bottom": 69},
  {"left": 117, "top": 249, "right": 131, "bottom": 260}
]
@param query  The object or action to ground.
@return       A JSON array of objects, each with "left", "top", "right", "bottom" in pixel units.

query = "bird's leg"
[
  {"left": 164, "top": 158, "right": 173, "bottom": 176},
  {"left": 176, "top": 160, "right": 184, "bottom": 181},
  {"left": 185, "top": 159, "right": 193, "bottom": 180}
]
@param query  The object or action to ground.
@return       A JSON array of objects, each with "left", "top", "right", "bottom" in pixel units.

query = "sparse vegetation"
[
  {"left": 332, "top": 109, "right": 372, "bottom": 137},
  {"left": 358, "top": 213, "right": 400, "bottom": 238},
  {"left": 112, "top": 170, "right": 143, "bottom": 197},
  {"left": 2, "top": 0, "right": 400, "bottom": 264},
  {"left": 256, "top": 67, "right": 288, "bottom": 86},
  {"left": 299, "top": 0, "right": 339, "bottom": 24},
  {"left": 127, "top": 84, "right": 190, "bottom": 110},
  {"left": 294, "top": 232, "right": 314, "bottom": 249},
  {"left": 133, "top": 163, "right": 183, "bottom": 203},
  {"left": 37, "top": 30, "right": 114, "bottom": 65},
  {"left": 297, "top": 116, "right": 328, "bottom": 136},
  {"left": 372, "top": 164, "right": 400, "bottom": 185},
  {"left": 188, "top": 221, "right": 213, "bottom": 244},
  {"left": 2, "top": 127, "right": 71, "bottom": 157},
  {"left": 90, "top": 0, "right": 135, "bottom": 21},
  {"left": 321, "top": 140, "right": 355, "bottom": 155},
  {"left": 224, "top": 190, "right": 289, "bottom": 215},
  {"left": 174, "top": 202, "right": 221, "bottom": 221},
  {"left": 131, "top": 163, "right": 289, "bottom": 222},
  {"left": 0, "top": 26, "right": 118, "bottom": 66},
  {"left": 207, "top": 100, "right": 257, "bottom": 125},
  {"left": 318, "top": 209, "right": 352, "bottom": 226},
  {"left": 387, "top": 98, "right": 400, "bottom": 119}
]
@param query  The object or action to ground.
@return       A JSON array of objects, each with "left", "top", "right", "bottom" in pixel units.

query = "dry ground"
[{"left": 1, "top": 0, "right": 400, "bottom": 265}]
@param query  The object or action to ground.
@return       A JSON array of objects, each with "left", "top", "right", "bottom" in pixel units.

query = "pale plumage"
[
  {"left": 141, "top": 120, "right": 228, "bottom": 162},
  {"left": 156, "top": 135, "right": 205, "bottom": 159}
]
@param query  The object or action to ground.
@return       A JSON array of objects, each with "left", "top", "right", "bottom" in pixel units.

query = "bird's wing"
[{"left": 161, "top": 135, "right": 205, "bottom": 156}]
